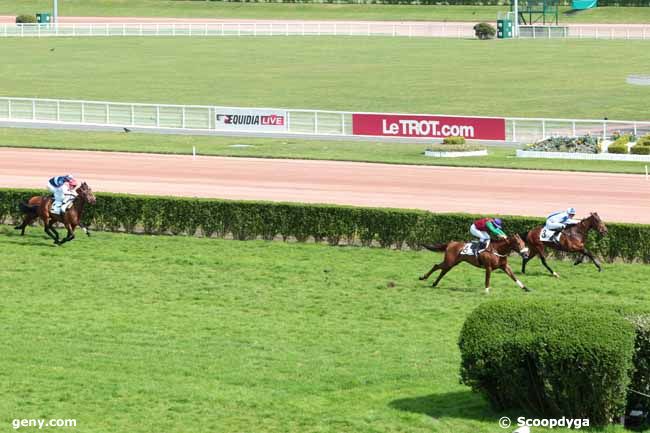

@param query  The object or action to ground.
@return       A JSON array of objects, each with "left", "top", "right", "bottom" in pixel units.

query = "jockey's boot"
[
  {"left": 51, "top": 202, "right": 62, "bottom": 215},
  {"left": 552, "top": 231, "right": 561, "bottom": 244}
]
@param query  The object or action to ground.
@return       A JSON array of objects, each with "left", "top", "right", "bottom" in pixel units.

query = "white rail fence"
[
  {"left": 1, "top": 96, "right": 650, "bottom": 144},
  {"left": 0, "top": 22, "right": 474, "bottom": 38},
  {"left": 3, "top": 22, "right": 650, "bottom": 40}
]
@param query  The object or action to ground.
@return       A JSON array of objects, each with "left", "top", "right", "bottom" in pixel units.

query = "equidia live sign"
[{"left": 352, "top": 113, "right": 507, "bottom": 141}]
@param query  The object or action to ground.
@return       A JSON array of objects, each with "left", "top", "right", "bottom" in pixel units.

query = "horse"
[
  {"left": 419, "top": 234, "right": 530, "bottom": 293},
  {"left": 520, "top": 212, "right": 608, "bottom": 276},
  {"left": 17, "top": 182, "right": 96, "bottom": 245},
  {"left": 15, "top": 195, "right": 92, "bottom": 237}
]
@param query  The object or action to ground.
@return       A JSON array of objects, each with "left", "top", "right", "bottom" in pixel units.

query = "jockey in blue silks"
[
  {"left": 545, "top": 207, "right": 580, "bottom": 243},
  {"left": 47, "top": 174, "right": 78, "bottom": 215}
]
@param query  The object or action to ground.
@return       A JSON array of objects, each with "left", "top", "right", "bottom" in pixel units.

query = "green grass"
[
  {"left": 3, "top": 127, "right": 650, "bottom": 174},
  {"left": 3, "top": 0, "right": 650, "bottom": 23},
  {"left": 2, "top": 37, "right": 649, "bottom": 120},
  {"left": 0, "top": 224, "right": 645, "bottom": 433}
]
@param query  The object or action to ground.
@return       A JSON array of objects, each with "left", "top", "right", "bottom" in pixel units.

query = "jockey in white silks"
[
  {"left": 47, "top": 175, "right": 78, "bottom": 215},
  {"left": 545, "top": 207, "right": 580, "bottom": 243}
]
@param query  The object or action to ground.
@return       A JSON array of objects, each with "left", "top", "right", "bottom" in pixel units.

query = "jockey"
[
  {"left": 470, "top": 217, "right": 507, "bottom": 251},
  {"left": 47, "top": 174, "right": 78, "bottom": 215},
  {"left": 545, "top": 207, "right": 580, "bottom": 243}
]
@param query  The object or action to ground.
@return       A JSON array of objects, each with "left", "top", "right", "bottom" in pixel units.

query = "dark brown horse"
[
  {"left": 17, "top": 182, "right": 96, "bottom": 245},
  {"left": 520, "top": 212, "right": 608, "bottom": 276},
  {"left": 15, "top": 195, "right": 91, "bottom": 237},
  {"left": 419, "top": 234, "right": 530, "bottom": 293}
]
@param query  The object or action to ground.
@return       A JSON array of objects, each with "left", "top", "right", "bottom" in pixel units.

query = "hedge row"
[
  {"left": 459, "top": 299, "right": 639, "bottom": 425},
  {"left": 2, "top": 188, "right": 650, "bottom": 262}
]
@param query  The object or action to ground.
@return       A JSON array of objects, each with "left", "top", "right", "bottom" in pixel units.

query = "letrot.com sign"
[
  {"left": 352, "top": 113, "right": 506, "bottom": 140},
  {"left": 215, "top": 109, "right": 287, "bottom": 132}
]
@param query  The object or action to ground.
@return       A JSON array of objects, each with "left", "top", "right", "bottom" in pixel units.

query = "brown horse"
[
  {"left": 15, "top": 195, "right": 91, "bottom": 237},
  {"left": 419, "top": 234, "right": 530, "bottom": 293},
  {"left": 520, "top": 212, "right": 608, "bottom": 276},
  {"left": 17, "top": 182, "right": 96, "bottom": 245}
]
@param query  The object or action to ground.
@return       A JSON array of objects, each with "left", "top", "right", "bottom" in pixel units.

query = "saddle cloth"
[
  {"left": 460, "top": 242, "right": 486, "bottom": 256},
  {"left": 540, "top": 227, "right": 561, "bottom": 242},
  {"left": 51, "top": 197, "right": 74, "bottom": 214}
]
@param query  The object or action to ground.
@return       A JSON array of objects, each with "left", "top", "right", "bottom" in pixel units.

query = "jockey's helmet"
[
  {"left": 567, "top": 207, "right": 576, "bottom": 215},
  {"left": 493, "top": 218, "right": 503, "bottom": 227}
]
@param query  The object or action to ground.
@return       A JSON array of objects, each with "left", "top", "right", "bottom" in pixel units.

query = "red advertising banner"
[{"left": 352, "top": 113, "right": 506, "bottom": 141}]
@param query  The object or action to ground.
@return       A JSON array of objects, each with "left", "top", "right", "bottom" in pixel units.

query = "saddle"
[{"left": 461, "top": 240, "right": 489, "bottom": 256}]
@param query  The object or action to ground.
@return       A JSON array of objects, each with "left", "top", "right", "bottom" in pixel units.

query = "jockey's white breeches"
[
  {"left": 470, "top": 224, "right": 490, "bottom": 241},
  {"left": 47, "top": 183, "right": 64, "bottom": 204},
  {"left": 545, "top": 221, "right": 565, "bottom": 231}
]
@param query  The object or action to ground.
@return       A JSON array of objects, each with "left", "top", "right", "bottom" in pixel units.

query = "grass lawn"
[
  {"left": 0, "top": 224, "right": 646, "bottom": 433},
  {"left": 1, "top": 38, "right": 650, "bottom": 121},
  {"left": 2, "top": 0, "right": 650, "bottom": 23},
  {"left": 2, "top": 127, "right": 649, "bottom": 174}
]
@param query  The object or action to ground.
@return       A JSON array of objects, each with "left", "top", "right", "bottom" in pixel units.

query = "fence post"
[
  {"left": 205, "top": 23, "right": 208, "bottom": 36},
  {"left": 512, "top": 120, "right": 517, "bottom": 142},
  {"left": 123, "top": 23, "right": 126, "bottom": 36},
  {"left": 81, "top": 102, "right": 85, "bottom": 123},
  {"left": 156, "top": 106, "right": 160, "bottom": 127},
  {"left": 56, "top": 100, "right": 60, "bottom": 121},
  {"left": 314, "top": 112, "right": 318, "bottom": 133},
  {"left": 542, "top": 120, "right": 546, "bottom": 139},
  {"left": 285, "top": 23, "right": 288, "bottom": 36},
  {"left": 302, "top": 23, "right": 305, "bottom": 36},
  {"left": 130, "top": 105, "right": 134, "bottom": 125},
  {"left": 254, "top": 23, "right": 257, "bottom": 37},
  {"left": 392, "top": 24, "right": 396, "bottom": 37},
  {"left": 341, "top": 113, "right": 345, "bottom": 135},
  {"left": 182, "top": 107, "right": 186, "bottom": 128},
  {"left": 572, "top": 121, "right": 576, "bottom": 137},
  {"left": 7, "top": 99, "right": 11, "bottom": 118},
  {"left": 602, "top": 121, "right": 607, "bottom": 140},
  {"left": 32, "top": 99, "right": 36, "bottom": 120},
  {"left": 634, "top": 122, "right": 638, "bottom": 137},
  {"left": 238, "top": 23, "right": 241, "bottom": 37},
  {"left": 287, "top": 111, "right": 291, "bottom": 133},
  {"left": 106, "top": 103, "right": 109, "bottom": 124}
]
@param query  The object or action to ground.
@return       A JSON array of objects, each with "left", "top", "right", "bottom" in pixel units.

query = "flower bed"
[{"left": 424, "top": 144, "right": 487, "bottom": 158}]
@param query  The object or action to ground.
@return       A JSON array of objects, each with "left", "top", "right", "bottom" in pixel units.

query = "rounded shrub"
[
  {"left": 608, "top": 134, "right": 631, "bottom": 154},
  {"left": 15, "top": 14, "right": 37, "bottom": 23},
  {"left": 473, "top": 22, "right": 496, "bottom": 40},
  {"left": 442, "top": 135, "right": 466, "bottom": 145},
  {"left": 631, "top": 144, "right": 650, "bottom": 155},
  {"left": 459, "top": 299, "right": 636, "bottom": 425}
]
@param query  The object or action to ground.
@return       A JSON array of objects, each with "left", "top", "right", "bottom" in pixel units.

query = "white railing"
[
  {"left": 2, "top": 22, "right": 650, "bottom": 40},
  {"left": 1, "top": 96, "right": 649, "bottom": 143},
  {"left": 519, "top": 25, "right": 650, "bottom": 40},
  {"left": 0, "top": 22, "right": 474, "bottom": 39}
]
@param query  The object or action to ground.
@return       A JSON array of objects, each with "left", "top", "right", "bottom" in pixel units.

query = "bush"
[
  {"left": 425, "top": 144, "right": 484, "bottom": 152},
  {"left": 636, "top": 134, "right": 650, "bottom": 147},
  {"left": 473, "top": 22, "right": 495, "bottom": 40},
  {"left": 3, "top": 188, "right": 650, "bottom": 262},
  {"left": 526, "top": 135, "right": 601, "bottom": 154},
  {"left": 15, "top": 14, "right": 37, "bottom": 23},
  {"left": 442, "top": 136, "right": 466, "bottom": 145},
  {"left": 459, "top": 299, "right": 636, "bottom": 425},
  {"left": 631, "top": 144, "right": 650, "bottom": 155},
  {"left": 608, "top": 134, "right": 631, "bottom": 154},
  {"left": 624, "top": 314, "right": 650, "bottom": 411}
]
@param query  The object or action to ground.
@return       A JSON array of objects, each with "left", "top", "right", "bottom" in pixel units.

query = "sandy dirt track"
[{"left": 1, "top": 147, "right": 649, "bottom": 224}]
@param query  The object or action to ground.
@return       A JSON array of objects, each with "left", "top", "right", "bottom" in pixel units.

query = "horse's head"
[
  {"left": 508, "top": 233, "right": 529, "bottom": 259},
  {"left": 589, "top": 212, "right": 608, "bottom": 236},
  {"left": 76, "top": 182, "right": 96, "bottom": 205}
]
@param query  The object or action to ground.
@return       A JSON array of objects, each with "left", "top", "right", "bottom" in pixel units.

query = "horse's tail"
[
  {"left": 19, "top": 202, "right": 39, "bottom": 216},
  {"left": 422, "top": 243, "right": 448, "bottom": 252}
]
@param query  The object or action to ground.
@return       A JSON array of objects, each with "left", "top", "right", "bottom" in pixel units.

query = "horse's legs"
[
  {"left": 581, "top": 249, "right": 602, "bottom": 272},
  {"left": 419, "top": 263, "right": 441, "bottom": 281},
  {"left": 484, "top": 266, "right": 492, "bottom": 293},
  {"left": 574, "top": 254, "right": 586, "bottom": 266},
  {"left": 57, "top": 224, "right": 76, "bottom": 245},
  {"left": 44, "top": 221, "right": 59, "bottom": 243},
  {"left": 538, "top": 254, "right": 559, "bottom": 278},
  {"left": 521, "top": 247, "right": 538, "bottom": 274},
  {"left": 80, "top": 222, "right": 91, "bottom": 237},
  {"left": 431, "top": 265, "right": 455, "bottom": 288},
  {"left": 502, "top": 263, "right": 531, "bottom": 292}
]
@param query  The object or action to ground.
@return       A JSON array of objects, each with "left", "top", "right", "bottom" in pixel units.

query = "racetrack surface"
[{"left": 2, "top": 147, "right": 649, "bottom": 224}]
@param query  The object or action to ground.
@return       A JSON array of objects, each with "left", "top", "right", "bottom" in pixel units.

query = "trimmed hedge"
[
  {"left": 473, "top": 22, "right": 496, "bottom": 40},
  {"left": 15, "top": 14, "right": 37, "bottom": 23},
  {"left": 442, "top": 135, "right": 467, "bottom": 144},
  {"left": 459, "top": 299, "right": 636, "bottom": 425},
  {"left": 2, "top": 188, "right": 650, "bottom": 262},
  {"left": 607, "top": 134, "right": 630, "bottom": 154},
  {"left": 213, "top": 0, "right": 650, "bottom": 6}
]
